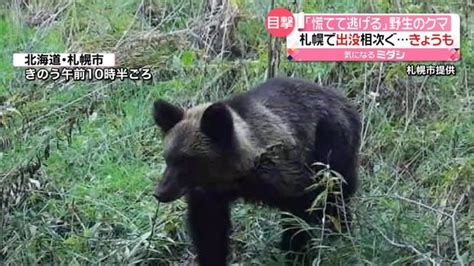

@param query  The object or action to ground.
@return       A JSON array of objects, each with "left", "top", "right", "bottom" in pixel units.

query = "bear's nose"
[
  {"left": 153, "top": 191, "right": 166, "bottom": 202},
  {"left": 153, "top": 191, "right": 175, "bottom": 203}
]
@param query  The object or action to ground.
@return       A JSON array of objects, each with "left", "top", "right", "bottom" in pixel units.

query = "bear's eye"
[{"left": 164, "top": 152, "right": 195, "bottom": 166}]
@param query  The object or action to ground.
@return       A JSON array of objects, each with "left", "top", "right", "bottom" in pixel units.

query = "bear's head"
[{"left": 151, "top": 100, "right": 256, "bottom": 203}]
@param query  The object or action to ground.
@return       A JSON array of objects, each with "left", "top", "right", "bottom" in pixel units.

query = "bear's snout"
[{"left": 153, "top": 168, "right": 187, "bottom": 203}]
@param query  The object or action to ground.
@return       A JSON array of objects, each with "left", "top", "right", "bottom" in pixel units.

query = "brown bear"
[{"left": 152, "top": 77, "right": 361, "bottom": 265}]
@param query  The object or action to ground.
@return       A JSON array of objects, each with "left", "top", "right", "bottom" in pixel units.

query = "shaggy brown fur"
[{"left": 152, "top": 77, "right": 361, "bottom": 265}]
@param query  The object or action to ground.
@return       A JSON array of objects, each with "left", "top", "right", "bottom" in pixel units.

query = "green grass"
[{"left": 1, "top": 0, "right": 472, "bottom": 265}]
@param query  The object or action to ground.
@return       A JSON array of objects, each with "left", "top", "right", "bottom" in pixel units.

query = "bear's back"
[{"left": 225, "top": 77, "right": 360, "bottom": 153}]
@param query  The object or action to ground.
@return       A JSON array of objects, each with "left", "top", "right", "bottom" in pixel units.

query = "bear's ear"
[
  {"left": 153, "top": 100, "right": 184, "bottom": 133},
  {"left": 200, "top": 103, "right": 234, "bottom": 148}
]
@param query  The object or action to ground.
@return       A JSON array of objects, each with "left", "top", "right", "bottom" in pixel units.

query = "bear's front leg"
[{"left": 187, "top": 189, "right": 231, "bottom": 266}]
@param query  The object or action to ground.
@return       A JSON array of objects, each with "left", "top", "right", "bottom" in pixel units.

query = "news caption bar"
[
  {"left": 13, "top": 53, "right": 153, "bottom": 81},
  {"left": 265, "top": 10, "right": 461, "bottom": 61}
]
